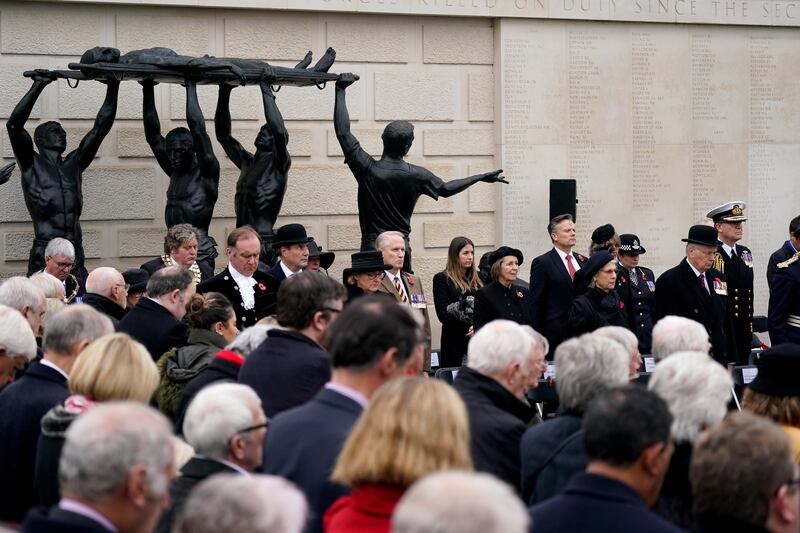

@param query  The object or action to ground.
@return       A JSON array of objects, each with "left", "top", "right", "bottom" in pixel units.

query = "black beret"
[
  {"left": 582, "top": 251, "right": 615, "bottom": 281},
  {"left": 591, "top": 224, "right": 616, "bottom": 244}
]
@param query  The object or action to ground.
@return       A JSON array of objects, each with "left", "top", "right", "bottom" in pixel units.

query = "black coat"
[
  {"left": 118, "top": 298, "right": 190, "bottom": 361},
  {"left": 568, "top": 288, "right": 627, "bottom": 337},
  {"left": 767, "top": 241, "right": 796, "bottom": 289},
  {"left": 22, "top": 507, "right": 114, "bottom": 532},
  {"left": 262, "top": 387, "right": 363, "bottom": 533},
  {"left": 655, "top": 441, "right": 695, "bottom": 530},
  {"left": 616, "top": 264, "right": 656, "bottom": 353},
  {"left": 529, "top": 248, "right": 588, "bottom": 356},
  {"left": 197, "top": 267, "right": 278, "bottom": 330},
  {"left": 768, "top": 256, "right": 800, "bottom": 345},
  {"left": 520, "top": 412, "right": 586, "bottom": 505},
  {"left": 140, "top": 257, "right": 213, "bottom": 283},
  {"left": 473, "top": 281, "right": 532, "bottom": 331},
  {"left": 81, "top": 292, "right": 126, "bottom": 329},
  {"left": 174, "top": 351, "right": 243, "bottom": 435},
  {"left": 0, "top": 361, "right": 69, "bottom": 522},
  {"left": 528, "top": 473, "right": 683, "bottom": 533},
  {"left": 155, "top": 457, "right": 239, "bottom": 533},
  {"left": 238, "top": 329, "right": 331, "bottom": 418},
  {"left": 265, "top": 261, "right": 289, "bottom": 286},
  {"left": 432, "top": 272, "right": 476, "bottom": 368},
  {"left": 453, "top": 367, "right": 535, "bottom": 490},
  {"left": 655, "top": 259, "right": 729, "bottom": 365},
  {"left": 715, "top": 244, "right": 755, "bottom": 365}
]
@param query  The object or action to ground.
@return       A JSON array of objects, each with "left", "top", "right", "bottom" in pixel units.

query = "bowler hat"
[
  {"left": 487, "top": 246, "right": 524, "bottom": 268},
  {"left": 619, "top": 234, "right": 646, "bottom": 255},
  {"left": 122, "top": 268, "right": 149, "bottom": 294},
  {"left": 591, "top": 224, "right": 616, "bottom": 245},
  {"left": 681, "top": 225, "right": 719, "bottom": 247},
  {"left": 343, "top": 251, "right": 392, "bottom": 281},
  {"left": 749, "top": 343, "right": 800, "bottom": 396},
  {"left": 273, "top": 223, "right": 313, "bottom": 247},
  {"left": 308, "top": 240, "right": 335, "bottom": 270},
  {"left": 582, "top": 251, "right": 615, "bottom": 282}
]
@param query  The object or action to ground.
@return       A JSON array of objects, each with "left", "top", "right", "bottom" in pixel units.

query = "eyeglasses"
[
  {"left": 364, "top": 272, "right": 384, "bottom": 280},
  {"left": 115, "top": 283, "right": 130, "bottom": 292},
  {"left": 47, "top": 257, "right": 74, "bottom": 270},
  {"left": 231, "top": 421, "right": 269, "bottom": 440}
]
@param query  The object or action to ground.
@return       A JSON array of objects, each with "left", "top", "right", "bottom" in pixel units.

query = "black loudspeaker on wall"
[{"left": 549, "top": 179, "right": 577, "bottom": 221}]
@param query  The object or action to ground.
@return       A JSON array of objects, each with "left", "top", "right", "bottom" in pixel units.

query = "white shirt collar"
[
  {"left": 40, "top": 358, "right": 69, "bottom": 380},
  {"left": 228, "top": 264, "right": 255, "bottom": 284},
  {"left": 279, "top": 261, "right": 300, "bottom": 279},
  {"left": 721, "top": 243, "right": 737, "bottom": 258},
  {"left": 687, "top": 259, "right": 705, "bottom": 279},
  {"left": 554, "top": 247, "right": 581, "bottom": 271}
]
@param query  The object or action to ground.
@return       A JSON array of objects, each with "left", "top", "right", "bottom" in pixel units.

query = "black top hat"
[
  {"left": 591, "top": 224, "right": 616, "bottom": 245},
  {"left": 582, "top": 251, "right": 615, "bottom": 282},
  {"left": 307, "top": 240, "right": 335, "bottom": 270},
  {"left": 681, "top": 225, "right": 719, "bottom": 247},
  {"left": 749, "top": 343, "right": 800, "bottom": 396},
  {"left": 273, "top": 223, "right": 313, "bottom": 248},
  {"left": 343, "top": 251, "right": 392, "bottom": 281},
  {"left": 619, "top": 234, "right": 646, "bottom": 255},
  {"left": 486, "top": 246, "right": 524, "bottom": 268},
  {"left": 122, "top": 268, "right": 149, "bottom": 294}
]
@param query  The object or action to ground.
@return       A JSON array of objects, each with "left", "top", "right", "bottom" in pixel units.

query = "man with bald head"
[{"left": 83, "top": 267, "right": 128, "bottom": 327}]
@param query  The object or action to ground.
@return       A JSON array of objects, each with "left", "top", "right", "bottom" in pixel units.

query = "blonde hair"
[
  {"left": 69, "top": 333, "right": 159, "bottom": 403},
  {"left": 331, "top": 377, "right": 472, "bottom": 488}
]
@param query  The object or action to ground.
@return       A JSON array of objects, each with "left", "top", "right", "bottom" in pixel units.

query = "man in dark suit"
[
  {"left": 616, "top": 234, "right": 656, "bottom": 354},
  {"left": 528, "top": 386, "right": 681, "bottom": 533},
  {"left": 529, "top": 213, "right": 588, "bottom": 357},
  {"left": 767, "top": 214, "right": 800, "bottom": 289},
  {"left": 264, "top": 223, "right": 312, "bottom": 286},
  {"left": 22, "top": 403, "right": 175, "bottom": 533},
  {"left": 118, "top": 266, "right": 194, "bottom": 360},
  {"left": 655, "top": 225, "right": 730, "bottom": 365},
  {"left": 0, "top": 306, "right": 112, "bottom": 523},
  {"left": 82, "top": 267, "right": 128, "bottom": 328},
  {"left": 198, "top": 226, "right": 279, "bottom": 329},
  {"left": 262, "top": 296, "right": 425, "bottom": 533},
  {"left": 140, "top": 224, "right": 213, "bottom": 285}
]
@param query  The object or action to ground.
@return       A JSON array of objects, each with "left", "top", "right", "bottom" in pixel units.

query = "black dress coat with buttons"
[
  {"left": 616, "top": 264, "right": 656, "bottom": 353},
  {"left": 567, "top": 287, "right": 627, "bottom": 337},
  {"left": 197, "top": 267, "right": 278, "bottom": 329},
  {"left": 714, "top": 244, "right": 754, "bottom": 365},
  {"left": 473, "top": 281, "right": 532, "bottom": 331}
]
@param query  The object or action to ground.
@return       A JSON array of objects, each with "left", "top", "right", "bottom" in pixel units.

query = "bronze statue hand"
[
  {"left": 30, "top": 69, "right": 57, "bottom": 83},
  {"left": 480, "top": 169, "right": 509, "bottom": 184},
  {"left": 0, "top": 162, "right": 15, "bottom": 185},
  {"left": 336, "top": 72, "right": 360, "bottom": 90}
]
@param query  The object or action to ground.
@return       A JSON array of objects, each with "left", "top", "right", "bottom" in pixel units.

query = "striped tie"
[{"left": 395, "top": 276, "right": 408, "bottom": 303}]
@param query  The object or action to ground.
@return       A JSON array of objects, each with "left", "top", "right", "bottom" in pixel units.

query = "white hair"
[
  {"left": 174, "top": 474, "right": 308, "bottom": 533},
  {"left": 59, "top": 402, "right": 173, "bottom": 502},
  {"left": 554, "top": 334, "right": 630, "bottom": 413},
  {"left": 42, "top": 305, "right": 113, "bottom": 356},
  {"left": 375, "top": 231, "right": 405, "bottom": 251},
  {"left": 29, "top": 272, "right": 65, "bottom": 300},
  {"left": 467, "top": 320, "right": 535, "bottom": 376},
  {"left": 0, "top": 276, "right": 46, "bottom": 314},
  {"left": 392, "top": 471, "right": 529, "bottom": 533},
  {"left": 652, "top": 316, "right": 710, "bottom": 362},
  {"left": 183, "top": 383, "right": 262, "bottom": 457},
  {"left": 520, "top": 325, "right": 550, "bottom": 355},
  {"left": 648, "top": 351, "right": 732, "bottom": 443},
  {"left": 225, "top": 325, "right": 275, "bottom": 358},
  {"left": 44, "top": 237, "right": 76, "bottom": 260},
  {"left": 594, "top": 326, "right": 638, "bottom": 357},
  {"left": 85, "top": 267, "right": 123, "bottom": 297},
  {"left": 0, "top": 304, "right": 37, "bottom": 361}
]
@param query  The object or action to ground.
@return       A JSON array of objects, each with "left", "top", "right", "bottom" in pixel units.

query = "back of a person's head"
[
  {"left": 466, "top": 320, "right": 534, "bottom": 376},
  {"left": 392, "top": 471, "right": 529, "bottom": 533},
  {"left": 173, "top": 474, "right": 307, "bottom": 533},
  {"left": 594, "top": 326, "right": 638, "bottom": 357},
  {"left": 42, "top": 305, "right": 113, "bottom": 356},
  {"left": 185, "top": 292, "right": 234, "bottom": 330},
  {"left": 691, "top": 411, "right": 794, "bottom": 527},
  {"left": 651, "top": 316, "right": 710, "bottom": 361},
  {"left": 182, "top": 383, "right": 260, "bottom": 457},
  {"left": 85, "top": 267, "right": 123, "bottom": 297},
  {"left": 226, "top": 325, "right": 274, "bottom": 358},
  {"left": 327, "top": 296, "right": 423, "bottom": 370},
  {"left": 0, "top": 304, "right": 37, "bottom": 361},
  {"left": 275, "top": 271, "right": 345, "bottom": 330},
  {"left": 554, "top": 334, "right": 630, "bottom": 413},
  {"left": 0, "top": 276, "right": 45, "bottom": 313},
  {"left": 648, "top": 351, "right": 732, "bottom": 443},
  {"left": 331, "top": 377, "right": 472, "bottom": 488},
  {"left": 583, "top": 385, "right": 672, "bottom": 467},
  {"left": 29, "top": 272, "right": 65, "bottom": 299},
  {"left": 59, "top": 402, "right": 173, "bottom": 502},
  {"left": 146, "top": 266, "right": 193, "bottom": 299},
  {"left": 69, "top": 333, "right": 159, "bottom": 403}
]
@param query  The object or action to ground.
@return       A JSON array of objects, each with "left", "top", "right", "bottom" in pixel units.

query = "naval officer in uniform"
[{"left": 769, "top": 251, "right": 800, "bottom": 346}]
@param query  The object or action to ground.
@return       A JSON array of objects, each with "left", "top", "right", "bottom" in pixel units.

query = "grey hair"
[
  {"left": 594, "top": 326, "right": 638, "bottom": 357},
  {"left": 59, "top": 402, "right": 173, "bottom": 502},
  {"left": 44, "top": 237, "right": 75, "bottom": 260},
  {"left": 392, "top": 471, "right": 529, "bottom": 533},
  {"left": 164, "top": 223, "right": 199, "bottom": 255},
  {"left": 0, "top": 276, "right": 46, "bottom": 313},
  {"left": 146, "top": 266, "right": 193, "bottom": 298},
  {"left": 173, "top": 474, "right": 308, "bottom": 533},
  {"left": 42, "top": 305, "right": 113, "bottom": 356},
  {"left": 0, "top": 304, "right": 37, "bottom": 361},
  {"left": 375, "top": 231, "right": 405, "bottom": 251},
  {"left": 467, "top": 320, "right": 535, "bottom": 376},
  {"left": 652, "top": 316, "right": 710, "bottom": 361},
  {"left": 85, "top": 267, "right": 124, "bottom": 297},
  {"left": 29, "top": 272, "right": 65, "bottom": 300},
  {"left": 648, "top": 351, "right": 732, "bottom": 443},
  {"left": 182, "top": 383, "right": 262, "bottom": 457},
  {"left": 520, "top": 325, "right": 550, "bottom": 355},
  {"left": 226, "top": 325, "right": 275, "bottom": 358},
  {"left": 554, "top": 334, "right": 630, "bottom": 413}
]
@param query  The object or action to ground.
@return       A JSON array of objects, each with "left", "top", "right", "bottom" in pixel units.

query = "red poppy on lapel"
[
  {"left": 406, "top": 275, "right": 414, "bottom": 286},
  {"left": 619, "top": 275, "right": 626, "bottom": 283},
  {"left": 258, "top": 283, "right": 267, "bottom": 291},
  {"left": 619, "top": 301, "right": 625, "bottom": 309},
  {"left": 516, "top": 291, "right": 523, "bottom": 299}
]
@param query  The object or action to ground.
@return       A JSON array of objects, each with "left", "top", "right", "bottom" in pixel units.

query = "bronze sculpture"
[
  {"left": 0, "top": 163, "right": 16, "bottom": 186},
  {"left": 334, "top": 73, "right": 507, "bottom": 272}
]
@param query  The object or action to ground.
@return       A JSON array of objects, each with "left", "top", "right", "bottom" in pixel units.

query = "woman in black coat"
[
  {"left": 568, "top": 251, "right": 627, "bottom": 337},
  {"left": 473, "top": 246, "right": 532, "bottom": 331},
  {"left": 432, "top": 237, "right": 483, "bottom": 368}
]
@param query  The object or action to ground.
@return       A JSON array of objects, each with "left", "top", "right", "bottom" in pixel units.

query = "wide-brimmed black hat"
[
  {"left": 308, "top": 240, "right": 335, "bottom": 270},
  {"left": 749, "top": 343, "right": 800, "bottom": 396},
  {"left": 273, "top": 223, "right": 313, "bottom": 247},
  {"left": 122, "top": 268, "right": 149, "bottom": 294},
  {"left": 486, "top": 246, "right": 524, "bottom": 267},
  {"left": 591, "top": 224, "right": 616, "bottom": 245},
  {"left": 343, "top": 251, "right": 392, "bottom": 280},
  {"left": 619, "top": 234, "right": 646, "bottom": 255},
  {"left": 582, "top": 251, "right": 615, "bottom": 281},
  {"left": 681, "top": 225, "right": 718, "bottom": 247}
]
